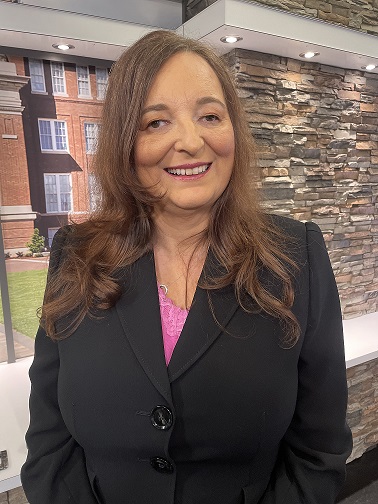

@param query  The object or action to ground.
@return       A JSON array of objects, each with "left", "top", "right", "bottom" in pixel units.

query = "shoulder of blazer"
[
  {"left": 265, "top": 213, "right": 308, "bottom": 269},
  {"left": 48, "top": 225, "right": 73, "bottom": 276},
  {"left": 268, "top": 213, "right": 307, "bottom": 240}
]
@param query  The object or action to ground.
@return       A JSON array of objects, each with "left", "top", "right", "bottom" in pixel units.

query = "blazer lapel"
[
  {"left": 168, "top": 251, "right": 239, "bottom": 383},
  {"left": 115, "top": 250, "right": 240, "bottom": 392},
  {"left": 115, "top": 252, "right": 172, "bottom": 403}
]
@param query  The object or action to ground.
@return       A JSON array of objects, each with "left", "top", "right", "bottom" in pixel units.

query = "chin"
[{"left": 172, "top": 197, "right": 216, "bottom": 212}]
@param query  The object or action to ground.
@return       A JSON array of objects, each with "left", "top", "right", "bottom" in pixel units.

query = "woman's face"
[{"left": 134, "top": 51, "right": 235, "bottom": 217}]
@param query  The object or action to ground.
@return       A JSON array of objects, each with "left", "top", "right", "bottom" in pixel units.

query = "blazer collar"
[{"left": 115, "top": 250, "right": 239, "bottom": 400}]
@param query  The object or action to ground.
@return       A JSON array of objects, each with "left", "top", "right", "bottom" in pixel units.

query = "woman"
[{"left": 21, "top": 30, "right": 352, "bottom": 504}]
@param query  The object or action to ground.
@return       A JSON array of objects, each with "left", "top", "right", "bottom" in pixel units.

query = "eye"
[
  {"left": 147, "top": 119, "right": 167, "bottom": 130},
  {"left": 202, "top": 114, "right": 220, "bottom": 123}
]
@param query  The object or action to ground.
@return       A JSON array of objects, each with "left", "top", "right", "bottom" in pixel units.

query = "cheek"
[
  {"left": 134, "top": 146, "right": 170, "bottom": 195},
  {"left": 213, "top": 129, "right": 235, "bottom": 160},
  {"left": 134, "top": 135, "right": 169, "bottom": 169},
  {"left": 136, "top": 165, "right": 163, "bottom": 191},
  {"left": 133, "top": 138, "right": 149, "bottom": 170},
  {"left": 136, "top": 166, "right": 150, "bottom": 186}
]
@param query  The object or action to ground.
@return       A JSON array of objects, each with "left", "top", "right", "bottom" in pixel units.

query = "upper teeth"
[{"left": 167, "top": 164, "right": 209, "bottom": 176}]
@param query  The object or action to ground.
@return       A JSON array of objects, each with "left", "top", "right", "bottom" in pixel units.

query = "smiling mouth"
[{"left": 165, "top": 164, "right": 211, "bottom": 176}]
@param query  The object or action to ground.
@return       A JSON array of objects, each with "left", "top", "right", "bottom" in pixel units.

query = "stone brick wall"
[
  {"left": 224, "top": 48, "right": 378, "bottom": 319},
  {"left": 347, "top": 357, "right": 378, "bottom": 460},
  {"left": 185, "top": 0, "right": 378, "bottom": 35}
]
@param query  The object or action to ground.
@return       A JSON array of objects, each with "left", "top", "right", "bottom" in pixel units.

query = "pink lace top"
[{"left": 157, "top": 284, "right": 189, "bottom": 365}]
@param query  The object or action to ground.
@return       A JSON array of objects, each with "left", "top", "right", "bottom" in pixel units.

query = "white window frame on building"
[
  {"left": 44, "top": 173, "right": 73, "bottom": 214},
  {"left": 95, "top": 67, "right": 108, "bottom": 100},
  {"left": 77, "top": 65, "right": 91, "bottom": 97},
  {"left": 50, "top": 61, "right": 66, "bottom": 94},
  {"left": 29, "top": 58, "right": 46, "bottom": 93},
  {"left": 84, "top": 122, "right": 100, "bottom": 154},
  {"left": 47, "top": 227, "right": 60, "bottom": 247},
  {"left": 38, "top": 119, "right": 69, "bottom": 152}
]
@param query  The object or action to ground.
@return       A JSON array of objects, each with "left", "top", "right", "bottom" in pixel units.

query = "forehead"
[{"left": 144, "top": 52, "right": 226, "bottom": 105}]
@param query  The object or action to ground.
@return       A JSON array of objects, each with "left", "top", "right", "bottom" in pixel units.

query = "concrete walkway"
[{"left": 5, "top": 257, "right": 49, "bottom": 273}]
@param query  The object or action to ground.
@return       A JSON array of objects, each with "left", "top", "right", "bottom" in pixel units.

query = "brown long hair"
[{"left": 42, "top": 30, "right": 300, "bottom": 345}]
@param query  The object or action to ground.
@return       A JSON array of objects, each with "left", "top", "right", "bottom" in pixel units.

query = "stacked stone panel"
[
  {"left": 0, "top": 487, "right": 28, "bottom": 504},
  {"left": 225, "top": 49, "right": 378, "bottom": 319},
  {"left": 347, "top": 357, "right": 378, "bottom": 460}
]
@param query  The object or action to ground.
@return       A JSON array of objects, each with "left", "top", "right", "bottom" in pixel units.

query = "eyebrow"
[
  {"left": 197, "top": 96, "right": 226, "bottom": 109},
  {"left": 141, "top": 103, "right": 169, "bottom": 115},
  {"left": 141, "top": 96, "right": 226, "bottom": 115}
]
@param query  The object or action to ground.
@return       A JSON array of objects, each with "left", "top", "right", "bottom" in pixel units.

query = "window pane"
[
  {"left": 60, "top": 193, "right": 71, "bottom": 212},
  {"left": 77, "top": 66, "right": 90, "bottom": 96},
  {"left": 54, "top": 121, "right": 67, "bottom": 150},
  {"left": 84, "top": 123, "right": 99, "bottom": 153},
  {"left": 47, "top": 228, "right": 59, "bottom": 247},
  {"left": 44, "top": 174, "right": 58, "bottom": 212},
  {"left": 96, "top": 67, "right": 108, "bottom": 100},
  {"left": 59, "top": 175, "right": 72, "bottom": 212},
  {"left": 38, "top": 120, "right": 53, "bottom": 150},
  {"left": 39, "top": 120, "right": 68, "bottom": 152},
  {"left": 29, "top": 59, "right": 45, "bottom": 92},
  {"left": 46, "top": 194, "right": 59, "bottom": 213},
  {"left": 51, "top": 62, "right": 65, "bottom": 93},
  {"left": 59, "top": 174, "right": 71, "bottom": 192},
  {"left": 44, "top": 174, "right": 72, "bottom": 213}
]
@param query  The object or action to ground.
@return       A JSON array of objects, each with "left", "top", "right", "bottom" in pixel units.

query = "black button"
[
  {"left": 150, "top": 406, "right": 173, "bottom": 430},
  {"left": 150, "top": 457, "right": 174, "bottom": 473}
]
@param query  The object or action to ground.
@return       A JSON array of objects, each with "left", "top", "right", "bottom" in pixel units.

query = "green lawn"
[{"left": 0, "top": 269, "right": 47, "bottom": 338}]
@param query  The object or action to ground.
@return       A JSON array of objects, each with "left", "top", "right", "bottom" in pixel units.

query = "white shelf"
[{"left": 343, "top": 312, "right": 378, "bottom": 369}]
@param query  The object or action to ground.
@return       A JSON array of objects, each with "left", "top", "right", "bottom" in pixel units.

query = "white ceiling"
[
  {"left": 8, "top": 0, "right": 182, "bottom": 27},
  {"left": 0, "top": 0, "right": 377, "bottom": 73}
]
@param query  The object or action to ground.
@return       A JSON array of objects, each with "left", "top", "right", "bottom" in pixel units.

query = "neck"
[
  {"left": 152, "top": 209, "right": 209, "bottom": 308},
  {"left": 152, "top": 208, "right": 209, "bottom": 258}
]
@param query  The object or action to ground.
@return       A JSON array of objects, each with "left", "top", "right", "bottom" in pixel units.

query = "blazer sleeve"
[
  {"left": 21, "top": 227, "right": 99, "bottom": 504},
  {"left": 255, "top": 221, "right": 353, "bottom": 504}
]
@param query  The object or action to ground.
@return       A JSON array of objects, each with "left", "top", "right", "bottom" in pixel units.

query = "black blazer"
[{"left": 21, "top": 216, "right": 352, "bottom": 504}]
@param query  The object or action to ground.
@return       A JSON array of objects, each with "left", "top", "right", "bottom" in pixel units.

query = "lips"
[{"left": 165, "top": 163, "right": 211, "bottom": 176}]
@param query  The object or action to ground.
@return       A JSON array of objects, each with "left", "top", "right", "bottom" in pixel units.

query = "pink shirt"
[{"left": 157, "top": 285, "right": 189, "bottom": 365}]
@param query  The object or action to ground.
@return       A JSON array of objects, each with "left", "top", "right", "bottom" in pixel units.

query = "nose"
[{"left": 174, "top": 119, "right": 205, "bottom": 155}]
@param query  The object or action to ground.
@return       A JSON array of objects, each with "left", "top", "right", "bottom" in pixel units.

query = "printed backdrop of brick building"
[{"left": 0, "top": 54, "right": 108, "bottom": 250}]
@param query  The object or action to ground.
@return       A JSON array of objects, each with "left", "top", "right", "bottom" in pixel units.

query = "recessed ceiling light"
[
  {"left": 52, "top": 43, "right": 75, "bottom": 51},
  {"left": 220, "top": 36, "right": 243, "bottom": 44},
  {"left": 362, "top": 64, "right": 376, "bottom": 71},
  {"left": 299, "top": 51, "right": 320, "bottom": 59}
]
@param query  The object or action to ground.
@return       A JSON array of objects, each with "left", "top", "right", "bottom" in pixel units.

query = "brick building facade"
[
  {"left": 2, "top": 54, "right": 108, "bottom": 250},
  {"left": 0, "top": 57, "right": 36, "bottom": 252}
]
